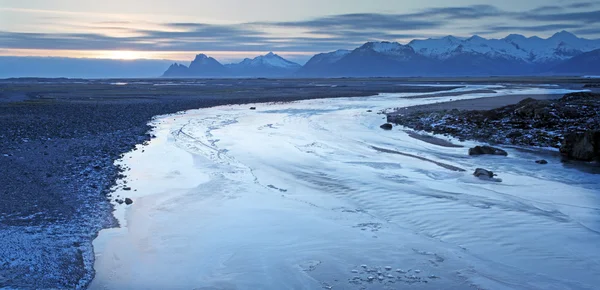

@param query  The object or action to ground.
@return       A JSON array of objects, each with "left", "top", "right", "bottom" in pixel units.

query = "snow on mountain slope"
[
  {"left": 236, "top": 52, "right": 301, "bottom": 69},
  {"left": 304, "top": 50, "right": 351, "bottom": 66},
  {"left": 357, "top": 42, "right": 418, "bottom": 61},
  {"left": 409, "top": 36, "right": 463, "bottom": 57},
  {"left": 409, "top": 31, "right": 600, "bottom": 64}
]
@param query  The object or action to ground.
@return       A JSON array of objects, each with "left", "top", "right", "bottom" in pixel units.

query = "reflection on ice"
[{"left": 91, "top": 85, "right": 600, "bottom": 290}]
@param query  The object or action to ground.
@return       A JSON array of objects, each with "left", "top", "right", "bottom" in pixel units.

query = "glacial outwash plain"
[{"left": 1, "top": 77, "right": 599, "bottom": 289}]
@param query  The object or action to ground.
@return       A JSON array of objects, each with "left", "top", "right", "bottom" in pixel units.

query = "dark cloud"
[
  {"left": 528, "top": 6, "right": 564, "bottom": 14},
  {"left": 519, "top": 10, "right": 600, "bottom": 23},
  {"left": 1, "top": 3, "right": 599, "bottom": 55},
  {"left": 417, "top": 5, "right": 504, "bottom": 19},
  {"left": 265, "top": 13, "right": 443, "bottom": 31},
  {"left": 479, "top": 23, "right": 583, "bottom": 34},
  {"left": 572, "top": 27, "right": 600, "bottom": 35},
  {"left": 567, "top": 2, "right": 598, "bottom": 9}
]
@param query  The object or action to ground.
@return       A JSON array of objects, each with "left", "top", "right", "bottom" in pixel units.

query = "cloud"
[
  {"left": 266, "top": 13, "right": 444, "bottom": 31},
  {"left": 478, "top": 23, "right": 584, "bottom": 34},
  {"left": 519, "top": 10, "right": 600, "bottom": 23},
  {"left": 567, "top": 2, "right": 598, "bottom": 9},
  {"left": 418, "top": 5, "right": 504, "bottom": 19},
  {"left": 1, "top": 3, "right": 599, "bottom": 56}
]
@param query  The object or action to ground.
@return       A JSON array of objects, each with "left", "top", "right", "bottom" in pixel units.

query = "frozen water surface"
[{"left": 91, "top": 85, "right": 600, "bottom": 290}]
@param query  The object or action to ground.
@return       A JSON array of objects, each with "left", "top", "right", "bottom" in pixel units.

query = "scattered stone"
[
  {"left": 123, "top": 187, "right": 132, "bottom": 191},
  {"left": 367, "top": 110, "right": 372, "bottom": 112},
  {"left": 351, "top": 269, "right": 359, "bottom": 273},
  {"left": 367, "top": 276, "right": 375, "bottom": 282},
  {"left": 536, "top": 160, "right": 548, "bottom": 164},
  {"left": 115, "top": 199, "right": 124, "bottom": 204},
  {"left": 384, "top": 266, "right": 392, "bottom": 271},
  {"left": 125, "top": 198, "right": 133, "bottom": 205},
  {"left": 380, "top": 123, "right": 393, "bottom": 130},
  {"left": 250, "top": 107, "right": 256, "bottom": 110},
  {"left": 469, "top": 145, "right": 508, "bottom": 156},
  {"left": 387, "top": 92, "right": 600, "bottom": 162},
  {"left": 473, "top": 168, "right": 502, "bottom": 182},
  {"left": 361, "top": 264, "right": 368, "bottom": 269},
  {"left": 474, "top": 168, "right": 494, "bottom": 178}
]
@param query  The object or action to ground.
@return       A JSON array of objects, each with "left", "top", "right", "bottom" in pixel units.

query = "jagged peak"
[
  {"left": 467, "top": 35, "right": 486, "bottom": 42},
  {"left": 193, "top": 54, "right": 209, "bottom": 60}
]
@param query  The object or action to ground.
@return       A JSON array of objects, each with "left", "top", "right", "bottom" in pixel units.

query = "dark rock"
[
  {"left": 560, "top": 130, "right": 600, "bottom": 161},
  {"left": 380, "top": 123, "right": 393, "bottom": 130},
  {"left": 469, "top": 146, "right": 508, "bottom": 156},
  {"left": 536, "top": 160, "right": 548, "bottom": 164},
  {"left": 507, "top": 131, "right": 523, "bottom": 138},
  {"left": 386, "top": 92, "right": 600, "bottom": 162},
  {"left": 123, "top": 186, "right": 132, "bottom": 191},
  {"left": 474, "top": 168, "right": 494, "bottom": 178},
  {"left": 473, "top": 168, "right": 502, "bottom": 182},
  {"left": 367, "top": 110, "right": 372, "bottom": 112},
  {"left": 124, "top": 198, "right": 133, "bottom": 205},
  {"left": 250, "top": 107, "right": 256, "bottom": 110},
  {"left": 115, "top": 199, "right": 124, "bottom": 204}
]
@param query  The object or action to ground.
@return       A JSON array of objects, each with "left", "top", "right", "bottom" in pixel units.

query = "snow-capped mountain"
[
  {"left": 225, "top": 52, "right": 301, "bottom": 76},
  {"left": 329, "top": 41, "right": 434, "bottom": 76},
  {"left": 298, "top": 42, "right": 433, "bottom": 77},
  {"left": 162, "top": 31, "right": 600, "bottom": 78},
  {"left": 409, "top": 31, "right": 600, "bottom": 65}
]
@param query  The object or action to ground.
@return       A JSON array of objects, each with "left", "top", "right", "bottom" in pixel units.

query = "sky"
[{"left": 1, "top": 0, "right": 600, "bottom": 64}]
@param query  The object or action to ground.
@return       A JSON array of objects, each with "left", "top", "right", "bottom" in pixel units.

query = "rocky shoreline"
[{"left": 387, "top": 92, "right": 600, "bottom": 162}]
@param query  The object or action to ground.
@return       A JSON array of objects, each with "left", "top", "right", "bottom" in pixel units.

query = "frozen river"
[{"left": 91, "top": 85, "right": 600, "bottom": 290}]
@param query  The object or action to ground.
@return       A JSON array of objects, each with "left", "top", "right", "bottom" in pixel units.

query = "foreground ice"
[{"left": 91, "top": 85, "right": 600, "bottom": 290}]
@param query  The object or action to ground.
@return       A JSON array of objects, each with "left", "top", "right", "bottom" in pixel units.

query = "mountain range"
[{"left": 163, "top": 31, "right": 600, "bottom": 78}]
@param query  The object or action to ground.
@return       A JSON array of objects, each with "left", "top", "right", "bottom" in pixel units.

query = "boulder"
[
  {"left": 535, "top": 160, "right": 548, "bottom": 164},
  {"left": 473, "top": 168, "right": 502, "bottom": 182},
  {"left": 250, "top": 107, "right": 256, "bottom": 110},
  {"left": 380, "top": 123, "right": 393, "bottom": 130},
  {"left": 560, "top": 130, "right": 600, "bottom": 161},
  {"left": 474, "top": 168, "right": 494, "bottom": 178},
  {"left": 125, "top": 198, "right": 133, "bottom": 205},
  {"left": 468, "top": 146, "right": 508, "bottom": 156}
]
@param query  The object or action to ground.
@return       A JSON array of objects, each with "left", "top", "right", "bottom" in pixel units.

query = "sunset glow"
[{"left": 104, "top": 50, "right": 141, "bottom": 60}]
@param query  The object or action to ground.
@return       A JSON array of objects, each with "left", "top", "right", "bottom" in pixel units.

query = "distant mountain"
[
  {"left": 551, "top": 48, "right": 600, "bottom": 75},
  {"left": 297, "top": 31, "right": 600, "bottom": 77},
  {"left": 225, "top": 52, "right": 301, "bottom": 77},
  {"left": 163, "top": 52, "right": 300, "bottom": 77},
  {"left": 297, "top": 50, "right": 350, "bottom": 76},
  {"left": 161, "top": 31, "right": 600, "bottom": 78},
  {"left": 328, "top": 42, "right": 436, "bottom": 77},
  {"left": 162, "top": 63, "right": 189, "bottom": 77},
  {"left": 163, "top": 54, "right": 228, "bottom": 77},
  {"left": 409, "top": 31, "right": 600, "bottom": 65}
]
